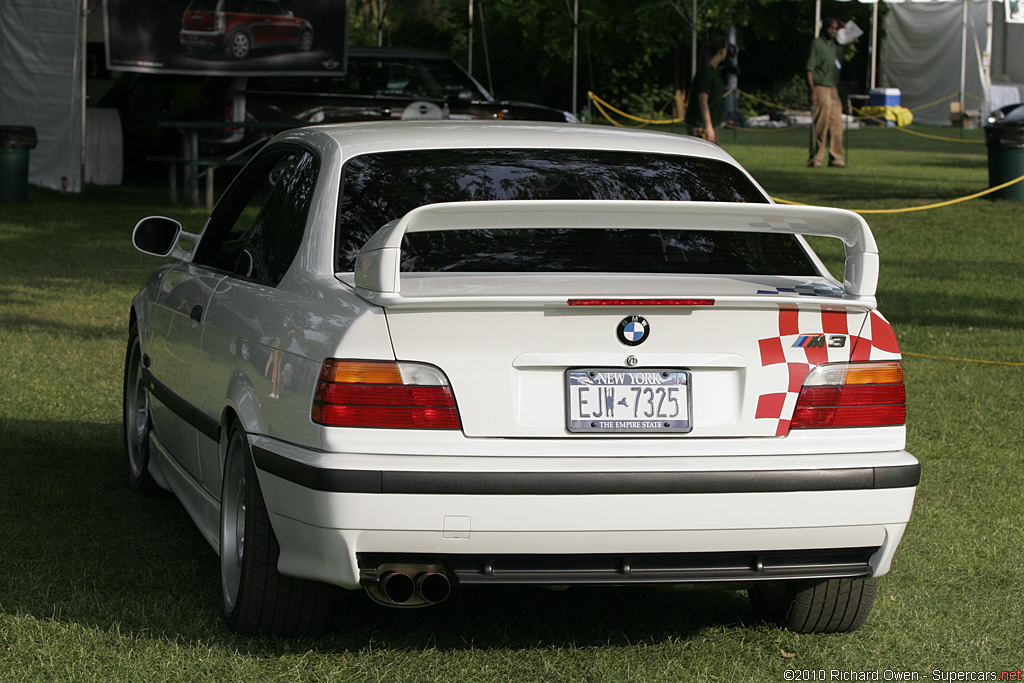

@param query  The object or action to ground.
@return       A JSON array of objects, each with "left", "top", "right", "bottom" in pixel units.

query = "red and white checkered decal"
[
  {"left": 754, "top": 308, "right": 900, "bottom": 436},
  {"left": 850, "top": 310, "right": 901, "bottom": 362}
]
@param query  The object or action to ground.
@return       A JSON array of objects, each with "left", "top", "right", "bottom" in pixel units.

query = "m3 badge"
[{"left": 793, "top": 334, "right": 847, "bottom": 348}]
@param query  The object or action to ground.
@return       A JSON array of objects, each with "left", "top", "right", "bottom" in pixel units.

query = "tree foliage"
[{"left": 349, "top": 0, "right": 884, "bottom": 117}]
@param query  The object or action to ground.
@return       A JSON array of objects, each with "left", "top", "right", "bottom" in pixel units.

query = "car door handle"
[{"left": 190, "top": 305, "right": 204, "bottom": 323}]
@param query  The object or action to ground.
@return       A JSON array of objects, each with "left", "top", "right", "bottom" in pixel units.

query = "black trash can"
[
  {"left": 0, "top": 126, "right": 38, "bottom": 202},
  {"left": 984, "top": 105, "right": 1024, "bottom": 201}
]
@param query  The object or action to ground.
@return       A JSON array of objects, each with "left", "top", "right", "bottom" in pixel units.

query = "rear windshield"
[
  {"left": 335, "top": 148, "right": 817, "bottom": 276},
  {"left": 186, "top": 0, "right": 221, "bottom": 11}
]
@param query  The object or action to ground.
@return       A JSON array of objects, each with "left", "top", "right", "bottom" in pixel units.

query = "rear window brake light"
[{"left": 568, "top": 299, "right": 714, "bottom": 307}]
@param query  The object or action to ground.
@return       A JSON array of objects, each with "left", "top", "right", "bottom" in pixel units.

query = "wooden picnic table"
[{"left": 155, "top": 120, "right": 307, "bottom": 208}]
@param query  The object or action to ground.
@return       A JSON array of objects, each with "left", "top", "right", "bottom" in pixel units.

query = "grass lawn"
[{"left": 0, "top": 124, "right": 1021, "bottom": 682}]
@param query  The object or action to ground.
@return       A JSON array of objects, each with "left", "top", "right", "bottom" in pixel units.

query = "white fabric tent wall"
[
  {"left": 816, "top": 0, "right": 1024, "bottom": 126},
  {"left": 0, "top": 0, "right": 83, "bottom": 193},
  {"left": 880, "top": 1, "right": 1024, "bottom": 125}
]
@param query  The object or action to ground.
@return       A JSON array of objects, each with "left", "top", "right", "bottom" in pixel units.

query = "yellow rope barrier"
[
  {"left": 735, "top": 89, "right": 809, "bottom": 115},
  {"left": 588, "top": 92, "right": 686, "bottom": 126},
  {"left": 849, "top": 105, "right": 984, "bottom": 143},
  {"left": 589, "top": 95, "right": 646, "bottom": 128},
  {"left": 590, "top": 91, "right": 986, "bottom": 144},
  {"left": 771, "top": 171, "right": 1024, "bottom": 213},
  {"left": 909, "top": 92, "right": 958, "bottom": 113},
  {"left": 903, "top": 351, "right": 1024, "bottom": 367}
]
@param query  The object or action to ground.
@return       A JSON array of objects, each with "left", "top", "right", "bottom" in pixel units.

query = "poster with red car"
[{"left": 104, "top": 0, "right": 348, "bottom": 75}]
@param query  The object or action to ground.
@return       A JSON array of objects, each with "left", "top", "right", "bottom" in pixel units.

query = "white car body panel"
[{"left": 127, "top": 121, "right": 918, "bottom": 621}]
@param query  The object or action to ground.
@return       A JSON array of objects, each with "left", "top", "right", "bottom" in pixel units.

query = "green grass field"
[{"left": 1, "top": 124, "right": 1022, "bottom": 682}]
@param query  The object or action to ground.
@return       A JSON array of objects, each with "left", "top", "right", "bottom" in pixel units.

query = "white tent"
[
  {"left": 880, "top": 0, "right": 1024, "bottom": 124},
  {"left": 0, "top": 0, "right": 86, "bottom": 193},
  {"left": 814, "top": 0, "right": 1022, "bottom": 125}
]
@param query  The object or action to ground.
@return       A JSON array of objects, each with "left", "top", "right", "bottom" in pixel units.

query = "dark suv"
[
  {"left": 180, "top": 0, "right": 314, "bottom": 60},
  {"left": 204, "top": 47, "right": 577, "bottom": 128}
]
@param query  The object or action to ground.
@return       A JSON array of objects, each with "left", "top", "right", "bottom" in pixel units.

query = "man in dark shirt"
[
  {"left": 806, "top": 18, "right": 846, "bottom": 167},
  {"left": 686, "top": 36, "right": 728, "bottom": 145}
]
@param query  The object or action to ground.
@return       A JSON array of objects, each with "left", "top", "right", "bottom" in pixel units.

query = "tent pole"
[
  {"left": 479, "top": 1, "right": 493, "bottom": 95},
  {"left": 870, "top": 2, "right": 878, "bottom": 90},
  {"left": 984, "top": 0, "right": 994, "bottom": 117},
  {"left": 691, "top": 0, "right": 697, "bottom": 79},
  {"left": 79, "top": 0, "right": 88, "bottom": 192},
  {"left": 960, "top": 0, "right": 968, "bottom": 116},
  {"left": 468, "top": 0, "right": 474, "bottom": 76},
  {"left": 377, "top": 0, "right": 384, "bottom": 47},
  {"left": 572, "top": 0, "right": 578, "bottom": 117},
  {"left": 815, "top": 0, "right": 821, "bottom": 37}
]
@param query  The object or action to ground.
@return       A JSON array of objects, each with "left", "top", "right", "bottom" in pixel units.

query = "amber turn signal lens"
[
  {"left": 842, "top": 361, "right": 904, "bottom": 385},
  {"left": 319, "top": 360, "right": 403, "bottom": 385}
]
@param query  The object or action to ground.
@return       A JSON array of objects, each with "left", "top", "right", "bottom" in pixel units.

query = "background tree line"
[{"left": 348, "top": 0, "right": 883, "bottom": 119}]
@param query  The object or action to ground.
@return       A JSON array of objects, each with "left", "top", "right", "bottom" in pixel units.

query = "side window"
[
  {"left": 257, "top": 0, "right": 284, "bottom": 15},
  {"left": 193, "top": 148, "right": 319, "bottom": 286}
]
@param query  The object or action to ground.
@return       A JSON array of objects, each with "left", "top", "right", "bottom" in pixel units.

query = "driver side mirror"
[{"left": 132, "top": 216, "right": 198, "bottom": 260}]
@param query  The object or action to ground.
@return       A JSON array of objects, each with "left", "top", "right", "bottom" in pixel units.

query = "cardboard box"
[{"left": 950, "top": 101, "right": 981, "bottom": 129}]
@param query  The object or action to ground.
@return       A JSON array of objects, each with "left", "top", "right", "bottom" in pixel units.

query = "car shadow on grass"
[
  {"left": 0, "top": 418, "right": 756, "bottom": 650},
  {"left": 313, "top": 583, "right": 755, "bottom": 652}
]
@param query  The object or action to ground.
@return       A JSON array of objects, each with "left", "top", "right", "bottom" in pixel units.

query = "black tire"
[
  {"left": 225, "top": 31, "right": 252, "bottom": 60},
  {"left": 123, "top": 322, "right": 160, "bottom": 494},
  {"left": 296, "top": 29, "right": 313, "bottom": 52},
  {"left": 748, "top": 578, "right": 878, "bottom": 633},
  {"left": 220, "top": 422, "right": 339, "bottom": 636}
]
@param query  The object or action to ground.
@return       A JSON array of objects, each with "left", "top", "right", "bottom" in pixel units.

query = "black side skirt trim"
[
  {"left": 251, "top": 446, "right": 921, "bottom": 495},
  {"left": 142, "top": 368, "right": 221, "bottom": 443}
]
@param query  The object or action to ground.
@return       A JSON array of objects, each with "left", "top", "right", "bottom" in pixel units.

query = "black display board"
[{"left": 104, "top": 0, "right": 348, "bottom": 75}]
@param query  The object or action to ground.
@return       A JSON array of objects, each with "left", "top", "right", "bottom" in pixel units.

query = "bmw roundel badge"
[{"left": 617, "top": 315, "right": 649, "bottom": 346}]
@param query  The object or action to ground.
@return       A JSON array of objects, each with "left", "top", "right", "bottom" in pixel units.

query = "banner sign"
[
  {"left": 104, "top": 0, "right": 348, "bottom": 75},
  {"left": 1008, "top": 0, "right": 1024, "bottom": 25}
]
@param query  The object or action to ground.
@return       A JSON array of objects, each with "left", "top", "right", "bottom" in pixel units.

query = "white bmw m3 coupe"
[{"left": 124, "top": 121, "right": 918, "bottom": 636}]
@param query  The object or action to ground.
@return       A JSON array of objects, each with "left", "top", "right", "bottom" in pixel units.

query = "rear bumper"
[
  {"left": 356, "top": 547, "right": 883, "bottom": 587},
  {"left": 180, "top": 30, "right": 225, "bottom": 46},
  {"left": 251, "top": 437, "right": 918, "bottom": 590}
]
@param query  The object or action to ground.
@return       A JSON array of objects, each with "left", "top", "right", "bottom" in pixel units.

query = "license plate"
[{"left": 566, "top": 368, "right": 692, "bottom": 433}]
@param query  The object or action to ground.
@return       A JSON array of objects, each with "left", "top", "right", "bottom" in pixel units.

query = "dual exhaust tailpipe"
[{"left": 365, "top": 563, "right": 451, "bottom": 608}]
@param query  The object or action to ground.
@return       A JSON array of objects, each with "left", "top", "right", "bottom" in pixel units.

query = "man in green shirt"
[{"left": 806, "top": 18, "right": 846, "bottom": 167}]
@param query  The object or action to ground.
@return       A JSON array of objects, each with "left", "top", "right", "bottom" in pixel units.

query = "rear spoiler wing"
[{"left": 354, "top": 200, "right": 878, "bottom": 298}]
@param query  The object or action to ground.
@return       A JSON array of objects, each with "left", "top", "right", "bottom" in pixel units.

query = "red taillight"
[
  {"left": 790, "top": 361, "right": 906, "bottom": 429},
  {"left": 312, "top": 360, "right": 461, "bottom": 430}
]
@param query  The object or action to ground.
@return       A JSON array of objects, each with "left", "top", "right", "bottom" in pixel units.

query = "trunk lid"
[{"left": 378, "top": 275, "right": 869, "bottom": 438}]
